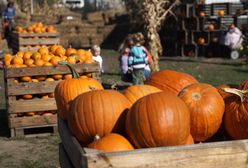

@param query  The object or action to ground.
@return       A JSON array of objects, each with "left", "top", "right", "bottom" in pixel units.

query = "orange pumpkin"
[
  {"left": 223, "top": 85, "right": 248, "bottom": 139},
  {"left": 23, "top": 51, "right": 33, "bottom": 60},
  {"left": 50, "top": 56, "right": 61, "bottom": 66},
  {"left": 38, "top": 47, "right": 49, "bottom": 55},
  {"left": 34, "top": 59, "right": 44, "bottom": 66},
  {"left": 178, "top": 83, "right": 225, "bottom": 142},
  {"left": 126, "top": 91, "right": 190, "bottom": 148},
  {"left": 55, "top": 62, "right": 104, "bottom": 120},
  {"left": 218, "top": 10, "right": 225, "bottom": 17},
  {"left": 123, "top": 85, "right": 161, "bottom": 105},
  {"left": 208, "top": 24, "right": 215, "bottom": 31},
  {"left": 88, "top": 133, "right": 134, "bottom": 152},
  {"left": 20, "top": 76, "right": 32, "bottom": 82},
  {"left": 31, "top": 52, "right": 42, "bottom": 60},
  {"left": 68, "top": 90, "right": 130, "bottom": 144},
  {"left": 145, "top": 70, "right": 198, "bottom": 95},
  {"left": 55, "top": 47, "right": 66, "bottom": 57},
  {"left": 199, "top": 11, "right": 205, "bottom": 17},
  {"left": 23, "top": 94, "right": 33, "bottom": 99},
  {"left": 12, "top": 56, "right": 23, "bottom": 65},
  {"left": 66, "top": 48, "right": 77, "bottom": 56},
  {"left": 186, "top": 134, "right": 194, "bottom": 145},
  {"left": 4, "top": 54, "right": 13, "bottom": 66},
  {"left": 198, "top": 37, "right": 205, "bottom": 45},
  {"left": 52, "top": 74, "right": 63, "bottom": 80}
]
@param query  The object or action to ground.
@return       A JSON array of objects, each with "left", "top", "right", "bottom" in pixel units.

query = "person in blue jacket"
[{"left": 3, "top": 1, "right": 16, "bottom": 31}]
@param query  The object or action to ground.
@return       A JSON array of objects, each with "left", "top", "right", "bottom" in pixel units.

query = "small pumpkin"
[
  {"left": 198, "top": 37, "right": 205, "bottom": 45},
  {"left": 88, "top": 133, "right": 134, "bottom": 152},
  {"left": 208, "top": 24, "right": 215, "bottom": 31},
  {"left": 218, "top": 10, "right": 225, "bottom": 17},
  {"left": 123, "top": 84, "right": 161, "bottom": 105},
  {"left": 178, "top": 83, "right": 225, "bottom": 142},
  {"left": 199, "top": 11, "right": 205, "bottom": 17}
]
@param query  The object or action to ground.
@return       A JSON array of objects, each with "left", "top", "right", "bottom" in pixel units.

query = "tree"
[{"left": 125, "top": 0, "right": 180, "bottom": 71}]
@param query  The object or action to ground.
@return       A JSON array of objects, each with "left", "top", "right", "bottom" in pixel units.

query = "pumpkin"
[
  {"left": 4, "top": 54, "right": 13, "bottom": 66},
  {"left": 23, "top": 51, "right": 33, "bottom": 60},
  {"left": 186, "top": 134, "right": 194, "bottom": 145},
  {"left": 145, "top": 70, "right": 198, "bottom": 95},
  {"left": 68, "top": 90, "right": 130, "bottom": 144},
  {"left": 38, "top": 47, "right": 49, "bottom": 55},
  {"left": 66, "top": 48, "right": 77, "bottom": 56},
  {"left": 20, "top": 76, "right": 32, "bottom": 82},
  {"left": 223, "top": 87, "right": 248, "bottom": 139},
  {"left": 199, "top": 11, "right": 205, "bottom": 17},
  {"left": 126, "top": 91, "right": 190, "bottom": 148},
  {"left": 55, "top": 47, "right": 66, "bottom": 57},
  {"left": 55, "top": 62, "right": 104, "bottom": 120},
  {"left": 123, "top": 84, "right": 161, "bottom": 105},
  {"left": 12, "top": 56, "right": 23, "bottom": 65},
  {"left": 34, "top": 59, "right": 44, "bottom": 66},
  {"left": 198, "top": 37, "right": 205, "bottom": 45},
  {"left": 178, "top": 83, "right": 225, "bottom": 142},
  {"left": 218, "top": 10, "right": 225, "bottom": 17},
  {"left": 240, "top": 80, "right": 248, "bottom": 89},
  {"left": 31, "top": 52, "right": 41, "bottom": 60},
  {"left": 22, "top": 94, "right": 33, "bottom": 99},
  {"left": 88, "top": 133, "right": 134, "bottom": 152},
  {"left": 208, "top": 24, "right": 215, "bottom": 31},
  {"left": 217, "top": 84, "right": 239, "bottom": 99},
  {"left": 50, "top": 56, "right": 61, "bottom": 66}
]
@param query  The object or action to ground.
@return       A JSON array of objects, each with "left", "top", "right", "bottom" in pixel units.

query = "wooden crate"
[
  {"left": 5, "top": 62, "right": 100, "bottom": 137},
  {"left": 59, "top": 117, "right": 248, "bottom": 168},
  {"left": 10, "top": 32, "right": 60, "bottom": 53}
]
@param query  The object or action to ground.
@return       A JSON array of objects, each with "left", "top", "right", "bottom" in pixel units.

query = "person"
[
  {"left": 91, "top": 45, "right": 104, "bottom": 73},
  {"left": 3, "top": 1, "right": 16, "bottom": 31},
  {"left": 128, "top": 33, "right": 148, "bottom": 85},
  {"left": 224, "top": 24, "right": 243, "bottom": 50},
  {"left": 135, "top": 32, "right": 153, "bottom": 79},
  {"left": 119, "top": 35, "right": 134, "bottom": 82}
]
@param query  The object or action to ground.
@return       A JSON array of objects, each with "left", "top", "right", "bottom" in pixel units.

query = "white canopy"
[{"left": 203, "top": 0, "right": 242, "bottom": 4}]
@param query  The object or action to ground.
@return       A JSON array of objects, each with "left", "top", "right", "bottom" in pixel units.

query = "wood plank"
[
  {"left": 59, "top": 143, "right": 74, "bottom": 168},
  {"left": 5, "top": 63, "right": 100, "bottom": 77},
  {"left": 58, "top": 117, "right": 88, "bottom": 168},
  {"left": 11, "top": 32, "right": 59, "bottom": 38},
  {"left": 9, "top": 114, "right": 57, "bottom": 128},
  {"left": 17, "top": 38, "right": 60, "bottom": 45},
  {"left": 8, "top": 98, "right": 57, "bottom": 113},
  {"left": 84, "top": 140, "right": 248, "bottom": 168},
  {"left": 7, "top": 81, "right": 59, "bottom": 95}
]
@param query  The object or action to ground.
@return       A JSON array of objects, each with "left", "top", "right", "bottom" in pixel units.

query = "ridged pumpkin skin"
[
  {"left": 126, "top": 91, "right": 190, "bottom": 148},
  {"left": 88, "top": 133, "right": 134, "bottom": 152},
  {"left": 68, "top": 90, "right": 131, "bottom": 144},
  {"left": 178, "top": 83, "right": 225, "bottom": 142},
  {"left": 224, "top": 84, "right": 248, "bottom": 139},
  {"left": 55, "top": 78, "right": 103, "bottom": 120},
  {"left": 145, "top": 70, "right": 198, "bottom": 95},
  {"left": 123, "top": 85, "right": 161, "bottom": 105},
  {"left": 186, "top": 134, "right": 194, "bottom": 145}
]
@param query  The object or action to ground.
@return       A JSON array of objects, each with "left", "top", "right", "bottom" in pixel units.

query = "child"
[
  {"left": 119, "top": 35, "right": 134, "bottom": 82},
  {"left": 91, "top": 45, "right": 104, "bottom": 73},
  {"left": 128, "top": 33, "right": 148, "bottom": 85}
]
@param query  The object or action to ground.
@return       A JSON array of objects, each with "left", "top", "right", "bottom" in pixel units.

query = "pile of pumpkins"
[
  {"left": 4, "top": 44, "right": 95, "bottom": 69},
  {"left": 55, "top": 66, "right": 248, "bottom": 152},
  {"left": 16, "top": 22, "right": 57, "bottom": 34}
]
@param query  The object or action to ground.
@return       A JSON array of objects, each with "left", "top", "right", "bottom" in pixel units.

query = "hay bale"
[{"left": 86, "top": 11, "right": 104, "bottom": 22}]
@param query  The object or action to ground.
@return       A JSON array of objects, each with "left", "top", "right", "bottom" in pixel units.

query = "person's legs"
[{"left": 132, "top": 69, "right": 145, "bottom": 85}]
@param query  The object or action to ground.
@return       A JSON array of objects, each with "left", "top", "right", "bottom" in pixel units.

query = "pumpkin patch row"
[
  {"left": 4, "top": 45, "right": 95, "bottom": 68},
  {"left": 16, "top": 22, "right": 57, "bottom": 34},
  {"left": 17, "top": 110, "right": 56, "bottom": 117},
  {"left": 57, "top": 68, "right": 248, "bottom": 152}
]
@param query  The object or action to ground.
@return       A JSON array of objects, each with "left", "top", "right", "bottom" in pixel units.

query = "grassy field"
[{"left": 0, "top": 49, "right": 247, "bottom": 168}]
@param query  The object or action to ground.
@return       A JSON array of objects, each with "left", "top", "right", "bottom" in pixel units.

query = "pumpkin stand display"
[
  {"left": 10, "top": 22, "right": 60, "bottom": 53},
  {"left": 58, "top": 70, "right": 248, "bottom": 168},
  {"left": 4, "top": 46, "right": 101, "bottom": 137}
]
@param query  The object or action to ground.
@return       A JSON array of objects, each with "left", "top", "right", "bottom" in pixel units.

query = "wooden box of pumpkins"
[
  {"left": 3, "top": 45, "right": 101, "bottom": 137},
  {"left": 10, "top": 22, "right": 60, "bottom": 52},
  {"left": 57, "top": 70, "right": 248, "bottom": 168}
]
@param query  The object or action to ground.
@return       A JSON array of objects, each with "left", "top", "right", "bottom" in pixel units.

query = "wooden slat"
[
  {"left": 58, "top": 117, "right": 88, "bottom": 168},
  {"left": 8, "top": 98, "right": 57, "bottom": 113},
  {"left": 59, "top": 143, "right": 74, "bottom": 168},
  {"left": 9, "top": 114, "right": 57, "bottom": 128},
  {"left": 8, "top": 80, "right": 59, "bottom": 95},
  {"left": 16, "top": 38, "right": 60, "bottom": 45},
  {"left": 11, "top": 32, "right": 59, "bottom": 38},
  {"left": 59, "top": 117, "right": 248, "bottom": 168},
  {"left": 84, "top": 140, "right": 248, "bottom": 168},
  {"left": 5, "top": 63, "right": 100, "bottom": 77}
]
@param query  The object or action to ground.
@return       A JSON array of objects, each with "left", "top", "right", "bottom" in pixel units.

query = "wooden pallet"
[
  {"left": 10, "top": 32, "right": 60, "bottom": 52},
  {"left": 59, "top": 117, "right": 248, "bottom": 168},
  {"left": 5, "top": 62, "right": 100, "bottom": 137}
]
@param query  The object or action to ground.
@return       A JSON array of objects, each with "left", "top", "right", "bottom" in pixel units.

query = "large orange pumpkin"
[
  {"left": 145, "top": 70, "right": 198, "bottom": 95},
  {"left": 55, "top": 62, "right": 104, "bottom": 120},
  {"left": 223, "top": 86, "right": 248, "bottom": 139},
  {"left": 186, "top": 134, "right": 194, "bottom": 145},
  {"left": 88, "top": 133, "right": 134, "bottom": 152},
  {"left": 126, "top": 91, "right": 190, "bottom": 148},
  {"left": 178, "top": 83, "right": 225, "bottom": 142},
  {"left": 67, "top": 90, "right": 130, "bottom": 144},
  {"left": 123, "top": 84, "right": 161, "bottom": 105}
]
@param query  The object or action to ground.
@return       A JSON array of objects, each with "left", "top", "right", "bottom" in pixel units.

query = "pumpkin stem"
[
  {"left": 58, "top": 61, "right": 80, "bottom": 78},
  {"left": 223, "top": 88, "right": 248, "bottom": 102},
  {"left": 94, "top": 134, "right": 101, "bottom": 141}
]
